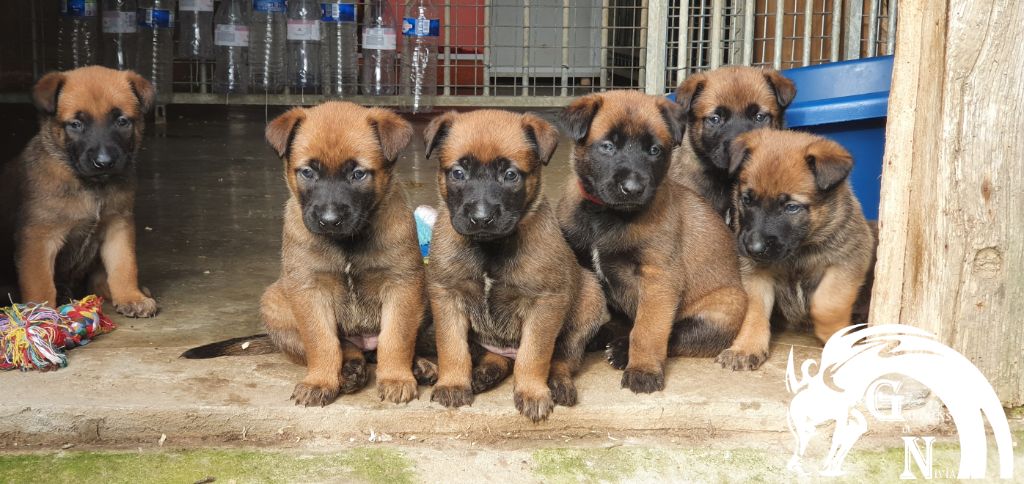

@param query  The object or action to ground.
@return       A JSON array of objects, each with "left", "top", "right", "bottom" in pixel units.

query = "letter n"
[{"left": 900, "top": 436, "right": 935, "bottom": 479}]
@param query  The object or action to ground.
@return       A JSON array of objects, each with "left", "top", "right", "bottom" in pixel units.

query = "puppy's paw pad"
[
  {"left": 291, "top": 382, "right": 340, "bottom": 407},
  {"left": 340, "top": 359, "right": 369, "bottom": 394},
  {"left": 548, "top": 376, "right": 578, "bottom": 407},
  {"left": 412, "top": 358, "right": 438, "bottom": 386},
  {"left": 431, "top": 385, "right": 473, "bottom": 408},
  {"left": 377, "top": 378, "right": 418, "bottom": 404},
  {"left": 471, "top": 364, "right": 509, "bottom": 394},
  {"left": 514, "top": 389, "right": 555, "bottom": 423},
  {"left": 715, "top": 348, "right": 769, "bottom": 371},
  {"left": 605, "top": 337, "right": 629, "bottom": 370},
  {"left": 621, "top": 368, "right": 665, "bottom": 394},
  {"left": 114, "top": 296, "right": 158, "bottom": 318}
]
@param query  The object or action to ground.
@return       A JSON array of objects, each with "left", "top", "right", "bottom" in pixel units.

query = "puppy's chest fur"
[
  {"left": 461, "top": 242, "right": 544, "bottom": 348},
  {"left": 563, "top": 203, "right": 670, "bottom": 319},
  {"left": 284, "top": 218, "right": 397, "bottom": 336},
  {"left": 743, "top": 254, "right": 827, "bottom": 327}
]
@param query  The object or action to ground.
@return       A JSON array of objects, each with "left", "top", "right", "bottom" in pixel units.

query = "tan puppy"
[
  {"left": 725, "top": 129, "right": 874, "bottom": 369},
  {"left": 672, "top": 66, "right": 796, "bottom": 219},
  {"left": 425, "top": 110, "right": 608, "bottom": 422},
  {"left": 3, "top": 66, "right": 157, "bottom": 316},
  {"left": 557, "top": 91, "right": 748, "bottom": 393},
  {"left": 260, "top": 101, "right": 433, "bottom": 406}
]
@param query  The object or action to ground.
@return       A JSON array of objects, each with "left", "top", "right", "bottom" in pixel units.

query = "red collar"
[{"left": 578, "top": 179, "right": 604, "bottom": 206}]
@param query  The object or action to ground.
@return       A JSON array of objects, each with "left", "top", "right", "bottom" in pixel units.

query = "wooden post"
[{"left": 870, "top": 0, "right": 1024, "bottom": 406}]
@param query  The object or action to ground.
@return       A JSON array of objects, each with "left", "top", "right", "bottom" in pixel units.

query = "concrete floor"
[{"left": 1, "top": 107, "right": 952, "bottom": 455}]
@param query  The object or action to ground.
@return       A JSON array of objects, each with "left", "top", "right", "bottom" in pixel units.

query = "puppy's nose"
[
  {"left": 745, "top": 233, "right": 776, "bottom": 255},
  {"left": 618, "top": 175, "right": 645, "bottom": 197},
  {"left": 467, "top": 204, "right": 498, "bottom": 226},
  {"left": 92, "top": 149, "right": 114, "bottom": 169},
  {"left": 746, "top": 238, "right": 765, "bottom": 255},
  {"left": 317, "top": 207, "right": 344, "bottom": 228}
]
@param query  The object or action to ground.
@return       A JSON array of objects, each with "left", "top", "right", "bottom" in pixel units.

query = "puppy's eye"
[
  {"left": 352, "top": 168, "right": 368, "bottom": 181},
  {"left": 66, "top": 119, "right": 85, "bottom": 132},
  {"left": 298, "top": 167, "right": 317, "bottom": 180},
  {"left": 706, "top": 114, "right": 723, "bottom": 126},
  {"left": 450, "top": 167, "right": 466, "bottom": 181},
  {"left": 503, "top": 169, "right": 519, "bottom": 183},
  {"left": 599, "top": 141, "right": 615, "bottom": 154},
  {"left": 741, "top": 192, "right": 753, "bottom": 207},
  {"left": 784, "top": 202, "right": 804, "bottom": 214},
  {"left": 648, "top": 145, "right": 663, "bottom": 156},
  {"left": 115, "top": 115, "right": 132, "bottom": 128},
  {"left": 754, "top": 112, "right": 770, "bottom": 124}
]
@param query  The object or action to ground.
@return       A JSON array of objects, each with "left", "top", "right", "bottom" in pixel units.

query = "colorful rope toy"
[{"left": 0, "top": 295, "right": 116, "bottom": 371}]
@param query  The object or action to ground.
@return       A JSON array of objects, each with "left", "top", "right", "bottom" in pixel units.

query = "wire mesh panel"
[
  {"left": 3, "top": 0, "right": 896, "bottom": 106},
  {"left": 663, "top": 0, "right": 895, "bottom": 94}
]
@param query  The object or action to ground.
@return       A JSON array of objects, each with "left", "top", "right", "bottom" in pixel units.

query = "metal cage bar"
[{"left": 773, "top": 0, "right": 784, "bottom": 69}]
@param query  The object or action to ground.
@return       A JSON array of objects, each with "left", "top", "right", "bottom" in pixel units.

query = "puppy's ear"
[
  {"left": 805, "top": 138, "right": 853, "bottom": 192},
  {"left": 32, "top": 72, "right": 66, "bottom": 116},
  {"left": 521, "top": 113, "right": 559, "bottom": 165},
  {"left": 558, "top": 94, "right": 602, "bottom": 142},
  {"left": 424, "top": 111, "right": 458, "bottom": 159},
  {"left": 124, "top": 70, "right": 156, "bottom": 114},
  {"left": 368, "top": 108, "right": 413, "bottom": 165},
  {"left": 674, "top": 72, "right": 707, "bottom": 115},
  {"left": 655, "top": 97, "right": 685, "bottom": 146},
  {"left": 728, "top": 134, "right": 751, "bottom": 175},
  {"left": 763, "top": 69, "right": 797, "bottom": 110},
  {"left": 266, "top": 107, "right": 306, "bottom": 159}
]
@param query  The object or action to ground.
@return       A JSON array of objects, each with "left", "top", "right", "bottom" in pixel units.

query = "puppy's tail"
[{"left": 180, "top": 334, "right": 278, "bottom": 359}]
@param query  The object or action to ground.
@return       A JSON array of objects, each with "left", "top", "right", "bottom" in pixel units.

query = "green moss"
[
  {"left": 532, "top": 447, "right": 670, "bottom": 483},
  {"left": 0, "top": 447, "right": 415, "bottom": 484}
]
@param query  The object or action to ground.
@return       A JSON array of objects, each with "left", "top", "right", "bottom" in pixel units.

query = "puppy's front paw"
[
  {"left": 113, "top": 295, "right": 158, "bottom": 318},
  {"left": 339, "top": 359, "right": 369, "bottom": 394},
  {"left": 621, "top": 367, "right": 665, "bottom": 394},
  {"left": 431, "top": 384, "right": 473, "bottom": 408},
  {"left": 291, "top": 381, "right": 340, "bottom": 407},
  {"left": 715, "top": 348, "right": 769, "bottom": 371},
  {"left": 412, "top": 357, "right": 438, "bottom": 386},
  {"left": 471, "top": 362, "right": 510, "bottom": 394},
  {"left": 514, "top": 386, "right": 555, "bottom": 423},
  {"left": 605, "top": 337, "right": 629, "bottom": 370},
  {"left": 548, "top": 375, "right": 578, "bottom": 407},
  {"left": 377, "top": 377, "right": 418, "bottom": 404}
]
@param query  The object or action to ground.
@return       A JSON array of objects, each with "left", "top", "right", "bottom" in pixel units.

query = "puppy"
[
  {"left": 672, "top": 66, "right": 796, "bottom": 219},
  {"left": 259, "top": 101, "right": 434, "bottom": 406},
  {"left": 2, "top": 66, "right": 157, "bottom": 317},
  {"left": 557, "top": 91, "right": 747, "bottom": 393},
  {"left": 425, "top": 110, "right": 608, "bottom": 422},
  {"left": 725, "top": 129, "right": 874, "bottom": 369}
]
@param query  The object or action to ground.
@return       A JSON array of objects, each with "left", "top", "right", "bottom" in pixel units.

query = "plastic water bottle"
[
  {"left": 287, "top": 0, "right": 322, "bottom": 93},
  {"left": 361, "top": 0, "right": 398, "bottom": 96},
  {"left": 320, "top": 2, "right": 358, "bottom": 97},
  {"left": 136, "top": 0, "right": 176, "bottom": 104},
  {"left": 58, "top": 0, "right": 100, "bottom": 71},
  {"left": 400, "top": 0, "right": 440, "bottom": 113},
  {"left": 100, "top": 0, "right": 137, "bottom": 71},
  {"left": 213, "top": 0, "right": 251, "bottom": 94},
  {"left": 178, "top": 0, "right": 215, "bottom": 60},
  {"left": 250, "top": 0, "right": 287, "bottom": 93}
]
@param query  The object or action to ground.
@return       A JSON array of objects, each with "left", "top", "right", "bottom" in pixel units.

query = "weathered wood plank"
[{"left": 871, "top": 0, "right": 1024, "bottom": 406}]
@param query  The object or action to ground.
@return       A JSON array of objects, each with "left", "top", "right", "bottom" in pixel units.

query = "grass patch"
[
  {"left": 0, "top": 447, "right": 415, "bottom": 484},
  {"left": 532, "top": 447, "right": 670, "bottom": 483}
]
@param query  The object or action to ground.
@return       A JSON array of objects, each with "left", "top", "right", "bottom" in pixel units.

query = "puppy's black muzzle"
[{"left": 449, "top": 181, "right": 519, "bottom": 240}]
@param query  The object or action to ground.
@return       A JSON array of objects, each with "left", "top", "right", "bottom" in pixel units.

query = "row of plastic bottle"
[{"left": 58, "top": 0, "right": 439, "bottom": 112}]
